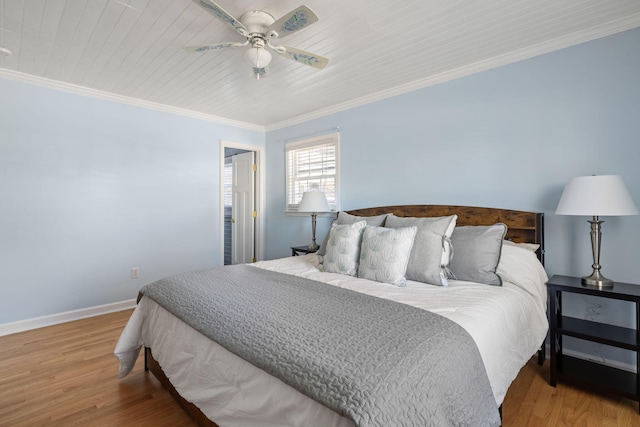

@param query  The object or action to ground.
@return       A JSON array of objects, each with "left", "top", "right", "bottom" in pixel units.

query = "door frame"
[{"left": 220, "top": 140, "right": 265, "bottom": 265}]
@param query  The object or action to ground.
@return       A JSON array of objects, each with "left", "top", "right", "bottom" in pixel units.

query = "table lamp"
[
  {"left": 556, "top": 175, "right": 638, "bottom": 288},
  {"left": 298, "top": 191, "right": 330, "bottom": 251}
]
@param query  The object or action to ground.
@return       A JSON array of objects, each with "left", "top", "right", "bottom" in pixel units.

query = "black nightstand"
[
  {"left": 547, "top": 274, "right": 640, "bottom": 412},
  {"left": 291, "top": 245, "right": 318, "bottom": 256}
]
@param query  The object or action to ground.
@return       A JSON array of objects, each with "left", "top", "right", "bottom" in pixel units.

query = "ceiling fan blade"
[
  {"left": 192, "top": 0, "right": 248, "bottom": 36},
  {"left": 278, "top": 45, "right": 328, "bottom": 69},
  {"left": 252, "top": 66, "right": 269, "bottom": 80},
  {"left": 184, "top": 41, "right": 247, "bottom": 53},
  {"left": 266, "top": 5, "right": 318, "bottom": 38}
]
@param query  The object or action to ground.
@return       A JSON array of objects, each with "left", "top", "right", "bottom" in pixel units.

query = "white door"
[{"left": 232, "top": 151, "right": 256, "bottom": 264}]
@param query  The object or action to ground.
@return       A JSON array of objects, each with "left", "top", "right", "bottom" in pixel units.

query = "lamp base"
[
  {"left": 581, "top": 271, "right": 614, "bottom": 289},
  {"left": 580, "top": 216, "right": 614, "bottom": 289},
  {"left": 307, "top": 242, "right": 319, "bottom": 251}
]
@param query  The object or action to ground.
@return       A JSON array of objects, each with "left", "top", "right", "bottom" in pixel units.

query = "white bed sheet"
[
  {"left": 115, "top": 247, "right": 548, "bottom": 426},
  {"left": 119, "top": 296, "right": 355, "bottom": 427}
]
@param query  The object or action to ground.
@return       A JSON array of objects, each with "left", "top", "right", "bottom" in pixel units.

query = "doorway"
[{"left": 221, "top": 141, "right": 264, "bottom": 265}]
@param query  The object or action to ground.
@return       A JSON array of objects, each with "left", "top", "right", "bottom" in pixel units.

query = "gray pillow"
[
  {"left": 449, "top": 223, "right": 508, "bottom": 286},
  {"left": 384, "top": 214, "right": 457, "bottom": 286},
  {"left": 358, "top": 225, "right": 417, "bottom": 287},
  {"left": 323, "top": 221, "right": 367, "bottom": 276},
  {"left": 317, "top": 211, "right": 389, "bottom": 259}
]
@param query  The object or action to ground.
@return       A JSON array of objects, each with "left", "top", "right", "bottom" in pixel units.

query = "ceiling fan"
[{"left": 186, "top": 0, "right": 329, "bottom": 79}]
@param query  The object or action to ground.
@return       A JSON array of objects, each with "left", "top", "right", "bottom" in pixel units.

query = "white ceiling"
[{"left": 1, "top": 0, "right": 640, "bottom": 130}]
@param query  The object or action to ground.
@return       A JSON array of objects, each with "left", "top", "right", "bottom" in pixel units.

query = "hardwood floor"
[
  {"left": 0, "top": 310, "right": 193, "bottom": 427},
  {"left": 0, "top": 309, "right": 639, "bottom": 426},
  {"left": 503, "top": 359, "right": 640, "bottom": 426}
]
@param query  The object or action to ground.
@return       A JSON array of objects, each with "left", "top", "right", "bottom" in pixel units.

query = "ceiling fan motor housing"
[{"left": 240, "top": 10, "right": 276, "bottom": 36}]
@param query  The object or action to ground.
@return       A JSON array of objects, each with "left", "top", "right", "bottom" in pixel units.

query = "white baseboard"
[
  {"left": 4, "top": 307, "right": 636, "bottom": 374},
  {"left": 0, "top": 299, "right": 137, "bottom": 337}
]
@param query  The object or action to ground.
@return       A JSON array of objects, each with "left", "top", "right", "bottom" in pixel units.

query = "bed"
[{"left": 115, "top": 205, "right": 548, "bottom": 427}]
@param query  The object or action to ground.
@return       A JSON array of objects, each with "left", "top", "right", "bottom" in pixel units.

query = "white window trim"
[{"left": 285, "top": 132, "right": 340, "bottom": 213}]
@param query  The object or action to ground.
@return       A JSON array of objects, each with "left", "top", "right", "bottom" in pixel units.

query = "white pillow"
[
  {"left": 497, "top": 243, "right": 548, "bottom": 304},
  {"left": 358, "top": 225, "right": 418, "bottom": 287},
  {"left": 323, "top": 220, "right": 367, "bottom": 276},
  {"left": 318, "top": 211, "right": 389, "bottom": 260},
  {"left": 503, "top": 239, "right": 540, "bottom": 252}
]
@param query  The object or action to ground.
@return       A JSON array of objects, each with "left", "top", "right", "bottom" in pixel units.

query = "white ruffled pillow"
[
  {"left": 358, "top": 225, "right": 418, "bottom": 287},
  {"left": 323, "top": 220, "right": 367, "bottom": 276},
  {"left": 317, "top": 212, "right": 389, "bottom": 263}
]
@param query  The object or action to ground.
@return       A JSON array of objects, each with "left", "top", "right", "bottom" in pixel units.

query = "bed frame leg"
[
  {"left": 144, "top": 346, "right": 149, "bottom": 371},
  {"left": 537, "top": 343, "right": 545, "bottom": 365}
]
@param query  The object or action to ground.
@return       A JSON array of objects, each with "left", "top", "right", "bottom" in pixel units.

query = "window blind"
[{"left": 285, "top": 133, "right": 339, "bottom": 211}]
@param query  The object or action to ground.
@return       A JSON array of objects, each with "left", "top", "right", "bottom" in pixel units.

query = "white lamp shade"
[
  {"left": 298, "top": 191, "right": 330, "bottom": 213},
  {"left": 556, "top": 175, "right": 639, "bottom": 216}
]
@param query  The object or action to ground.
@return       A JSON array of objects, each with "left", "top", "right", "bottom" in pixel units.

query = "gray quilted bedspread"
[{"left": 140, "top": 264, "right": 500, "bottom": 427}]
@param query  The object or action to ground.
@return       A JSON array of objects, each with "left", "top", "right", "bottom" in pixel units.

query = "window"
[
  {"left": 285, "top": 132, "right": 339, "bottom": 212},
  {"left": 223, "top": 159, "right": 232, "bottom": 208}
]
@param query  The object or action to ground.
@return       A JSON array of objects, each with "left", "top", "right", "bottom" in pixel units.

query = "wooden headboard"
[{"left": 346, "top": 205, "right": 544, "bottom": 264}]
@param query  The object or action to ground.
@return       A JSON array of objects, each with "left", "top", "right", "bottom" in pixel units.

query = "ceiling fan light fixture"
[
  {"left": 188, "top": 2, "right": 328, "bottom": 77},
  {"left": 244, "top": 44, "right": 272, "bottom": 69}
]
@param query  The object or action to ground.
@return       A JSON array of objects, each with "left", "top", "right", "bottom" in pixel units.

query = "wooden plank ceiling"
[{"left": 1, "top": 0, "right": 639, "bottom": 129}]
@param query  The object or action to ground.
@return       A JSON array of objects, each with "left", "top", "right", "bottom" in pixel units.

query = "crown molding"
[
  {"left": 2, "top": 14, "right": 639, "bottom": 134},
  {"left": 266, "top": 17, "right": 640, "bottom": 132},
  {"left": 0, "top": 68, "right": 265, "bottom": 133}
]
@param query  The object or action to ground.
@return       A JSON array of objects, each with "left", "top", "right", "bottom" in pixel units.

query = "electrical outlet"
[{"left": 131, "top": 267, "right": 139, "bottom": 279}]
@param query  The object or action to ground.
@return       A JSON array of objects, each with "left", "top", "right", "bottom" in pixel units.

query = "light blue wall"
[
  {"left": 265, "top": 28, "right": 640, "bottom": 363},
  {"left": 0, "top": 78, "right": 263, "bottom": 324},
  {"left": 2, "top": 26, "right": 639, "bottom": 366}
]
